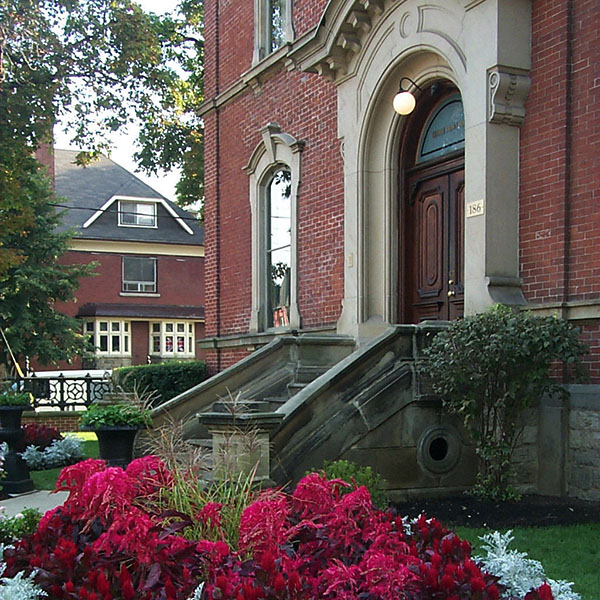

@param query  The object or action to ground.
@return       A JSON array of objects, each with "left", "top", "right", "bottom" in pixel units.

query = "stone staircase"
[
  {"left": 153, "top": 324, "right": 477, "bottom": 500},
  {"left": 152, "top": 334, "right": 356, "bottom": 442}
]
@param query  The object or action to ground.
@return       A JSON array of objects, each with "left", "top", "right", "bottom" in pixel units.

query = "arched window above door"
[{"left": 417, "top": 94, "right": 465, "bottom": 165}]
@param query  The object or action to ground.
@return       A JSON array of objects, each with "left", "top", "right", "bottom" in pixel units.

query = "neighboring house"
[{"left": 35, "top": 148, "right": 205, "bottom": 371}]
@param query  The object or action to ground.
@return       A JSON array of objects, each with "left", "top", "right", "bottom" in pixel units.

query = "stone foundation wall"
[
  {"left": 566, "top": 385, "right": 600, "bottom": 500},
  {"left": 510, "top": 386, "right": 599, "bottom": 501}
]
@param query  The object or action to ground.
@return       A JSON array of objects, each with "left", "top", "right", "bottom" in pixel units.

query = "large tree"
[
  {"left": 0, "top": 0, "right": 204, "bottom": 206},
  {"left": 0, "top": 157, "right": 96, "bottom": 369},
  {"left": 0, "top": 0, "right": 204, "bottom": 369}
]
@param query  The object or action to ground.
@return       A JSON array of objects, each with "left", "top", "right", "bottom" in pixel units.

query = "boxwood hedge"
[{"left": 115, "top": 360, "right": 208, "bottom": 407}]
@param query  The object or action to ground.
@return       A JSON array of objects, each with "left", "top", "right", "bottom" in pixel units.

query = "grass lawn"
[
  {"left": 30, "top": 432, "right": 99, "bottom": 491},
  {"left": 456, "top": 524, "right": 600, "bottom": 600}
]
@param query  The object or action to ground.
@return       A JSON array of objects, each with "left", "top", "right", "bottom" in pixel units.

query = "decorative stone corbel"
[
  {"left": 488, "top": 67, "right": 531, "bottom": 127},
  {"left": 260, "top": 122, "right": 282, "bottom": 164}
]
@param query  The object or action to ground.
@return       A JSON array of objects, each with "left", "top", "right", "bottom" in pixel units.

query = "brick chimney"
[{"left": 35, "top": 143, "right": 55, "bottom": 189}]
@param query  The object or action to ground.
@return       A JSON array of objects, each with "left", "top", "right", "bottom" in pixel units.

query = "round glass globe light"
[{"left": 393, "top": 91, "right": 416, "bottom": 115}]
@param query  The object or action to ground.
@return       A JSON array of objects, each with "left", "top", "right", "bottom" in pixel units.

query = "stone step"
[
  {"left": 187, "top": 437, "right": 212, "bottom": 449},
  {"left": 263, "top": 396, "right": 288, "bottom": 405},
  {"left": 294, "top": 365, "right": 329, "bottom": 383},
  {"left": 287, "top": 382, "right": 306, "bottom": 397}
]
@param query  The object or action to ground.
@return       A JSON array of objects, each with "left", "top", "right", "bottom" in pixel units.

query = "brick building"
[
  {"left": 164, "top": 0, "right": 599, "bottom": 499},
  {"left": 200, "top": 0, "right": 598, "bottom": 375},
  {"left": 35, "top": 149, "right": 205, "bottom": 371}
]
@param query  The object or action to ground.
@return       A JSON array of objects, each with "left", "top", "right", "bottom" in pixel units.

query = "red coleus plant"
[
  {"left": 198, "top": 474, "right": 509, "bottom": 600},
  {"left": 2, "top": 461, "right": 554, "bottom": 600},
  {"left": 3, "top": 457, "right": 205, "bottom": 600},
  {"left": 17, "top": 422, "right": 63, "bottom": 452}
]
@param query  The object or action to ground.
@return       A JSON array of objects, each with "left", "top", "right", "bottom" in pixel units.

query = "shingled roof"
[{"left": 54, "top": 149, "right": 204, "bottom": 245}]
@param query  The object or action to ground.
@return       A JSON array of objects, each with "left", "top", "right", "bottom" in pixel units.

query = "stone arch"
[{"left": 292, "top": 0, "right": 532, "bottom": 338}]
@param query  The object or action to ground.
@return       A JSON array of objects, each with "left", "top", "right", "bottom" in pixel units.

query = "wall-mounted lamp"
[
  {"left": 392, "top": 78, "right": 442, "bottom": 115},
  {"left": 392, "top": 77, "right": 422, "bottom": 115}
]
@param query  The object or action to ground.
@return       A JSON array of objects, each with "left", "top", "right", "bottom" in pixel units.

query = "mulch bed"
[{"left": 393, "top": 495, "right": 600, "bottom": 529}]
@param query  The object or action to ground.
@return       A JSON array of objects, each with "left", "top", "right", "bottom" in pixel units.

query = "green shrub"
[
  {"left": 80, "top": 402, "right": 152, "bottom": 428},
  {"left": 0, "top": 392, "right": 31, "bottom": 406},
  {"left": 115, "top": 361, "right": 208, "bottom": 407},
  {"left": 418, "top": 304, "right": 588, "bottom": 501},
  {"left": 0, "top": 508, "right": 42, "bottom": 544},
  {"left": 316, "top": 459, "right": 388, "bottom": 509}
]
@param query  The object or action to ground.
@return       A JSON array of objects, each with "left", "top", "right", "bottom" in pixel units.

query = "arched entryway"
[{"left": 399, "top": 86, "right": 465, "bottom": 323}]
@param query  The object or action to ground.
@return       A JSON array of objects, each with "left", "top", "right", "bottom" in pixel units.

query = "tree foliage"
[
  {"left": 418, "top": 304, "right": 588, "bottom": 501},
  {"left": 0, "top": 0, "right": 204, "bottom": 208},
  {"left": 0, "top": 159, "right": 97, "bottom": 368},
  {"left": 0, "top": 0, "right": 204, "bottom": 368}
]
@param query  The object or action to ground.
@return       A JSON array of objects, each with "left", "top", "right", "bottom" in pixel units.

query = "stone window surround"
[
  {"left": 253, "top": 0, "right": 294, "bottom": 64},
  {"left": 244, "top": 123, "right": 304, "bottom": 333}
]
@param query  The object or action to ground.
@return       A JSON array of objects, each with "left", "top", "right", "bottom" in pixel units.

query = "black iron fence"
[{"left": 3, "top": 375, "right": 112, "bottom": 411}]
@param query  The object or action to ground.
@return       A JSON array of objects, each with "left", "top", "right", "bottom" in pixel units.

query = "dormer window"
[{"left": 118, "top": 200, "right": 157, "bottom": 228}]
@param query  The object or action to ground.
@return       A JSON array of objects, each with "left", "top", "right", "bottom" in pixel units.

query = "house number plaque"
[{"left": 466, "top": 199, "right": 484, "bottom": 218}]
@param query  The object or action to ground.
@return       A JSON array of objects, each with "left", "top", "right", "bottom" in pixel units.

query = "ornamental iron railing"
[{"left": 3, "top": 375, "right": 112, "bottom": 411}]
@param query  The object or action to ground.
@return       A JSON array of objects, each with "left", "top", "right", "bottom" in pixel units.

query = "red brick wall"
[
  {"left": 23, "top": 412, "right": 82, "bottom": 432},
  {"left": 577, "top": 322, "right": 600, "bottom": 383},
  {"left": 35, "top": 143, "right": 55, "bottom": 187},
  {"left": 293, "top": 0, "right": 329, "bottom": 37},
  {"left": 203, "top": 0, "right": 345, "bottom": 367},
  {"left": 520, "top": 0, "right": 600, "bottom": 304},
  {"left": 563, "top": 0, "right": 599, "bottom": 301},
  {"left": 56, "top": 251, "right": 204, "bottom": 311}
]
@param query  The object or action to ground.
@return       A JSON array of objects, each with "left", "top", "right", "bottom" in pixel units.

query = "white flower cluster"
[
  {"left": 475, "top": 530, "right": 581, "bottom": 600},
  {"left": 20, "top": 435, "right": 83, "bottom": 470},
  {"left": 188, "top": 582, "right": 205, "bottom": 600},
  {"left": 0, "top": 442, "right": 7, "bottom": 478},
  {"left": 0, "top": 548, "right": 46, "bottom": 600}
]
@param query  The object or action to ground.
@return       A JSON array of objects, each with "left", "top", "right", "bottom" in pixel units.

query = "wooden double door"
[{"left": 401, "top": 166, "right": 464, "bottom": 323}]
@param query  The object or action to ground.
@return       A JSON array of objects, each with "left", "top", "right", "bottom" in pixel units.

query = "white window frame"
[
  {"left": 149, "top": 321, "right": 196, "bottom": 358},
  {"left": 118, "top": 200, "right": 157, "bottom": 228},
  {"left": 122, "top": 256, "right": 157, "bottom": 293},
  {"left": 84, "top": 319, "right": 131, "bottom": 357},
  {"left": 243, "top": 123, "right": 303, "bottom": 332},
  {"left": 253, "top": 0, "right": 294, "bottom": 63}
]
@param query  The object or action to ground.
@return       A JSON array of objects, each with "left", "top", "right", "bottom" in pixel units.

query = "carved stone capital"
[{"left": 488, "top": 67, "right": 531, "bottom": 127}]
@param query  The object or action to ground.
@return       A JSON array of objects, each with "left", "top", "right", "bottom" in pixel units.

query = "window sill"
[
  {"left": 149, "top": 354, "right": 196, "bottom": 359},
  {"left": 119, "top": 292, "right": 160, "bottom": 298}
]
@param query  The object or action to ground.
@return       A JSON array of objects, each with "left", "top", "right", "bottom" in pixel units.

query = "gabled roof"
[{"left": 54, "top": 149, "right": 204, "bottom": 245}]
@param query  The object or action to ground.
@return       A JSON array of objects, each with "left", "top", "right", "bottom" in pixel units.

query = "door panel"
[
  {"left": 403, "top": 169, "right": 464, "bottom": 322},
  {"left": 448, "top": 171, "right": 465, "bottom": 320}
]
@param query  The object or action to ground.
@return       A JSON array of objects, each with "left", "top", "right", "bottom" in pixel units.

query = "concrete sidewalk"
[{"left": 0, "top": 490, "right": 69, "bottom": 518}]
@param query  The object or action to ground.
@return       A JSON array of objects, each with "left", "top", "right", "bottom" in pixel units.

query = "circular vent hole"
[{"left": 429, "top": 437, "right": 449, "bottom": 461}]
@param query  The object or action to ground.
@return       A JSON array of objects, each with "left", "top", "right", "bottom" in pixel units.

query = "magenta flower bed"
[{"left": 2, "top": 458, "right": 555, "bottom": 600}]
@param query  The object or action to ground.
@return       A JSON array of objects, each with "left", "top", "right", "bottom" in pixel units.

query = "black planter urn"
[
  {"left": 85, "top": 426, "right": 142, "bottom": 469},
  {"left": 0, "top": 406, "right": 34, "bottom": 494}
]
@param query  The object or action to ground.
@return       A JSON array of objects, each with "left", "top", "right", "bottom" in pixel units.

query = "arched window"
[
  {"left": 266, "top": 169, "right": 292, "bottom": 328},
  {"left": 244, "top": 123, "right": 303, "bottom": 332}
]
